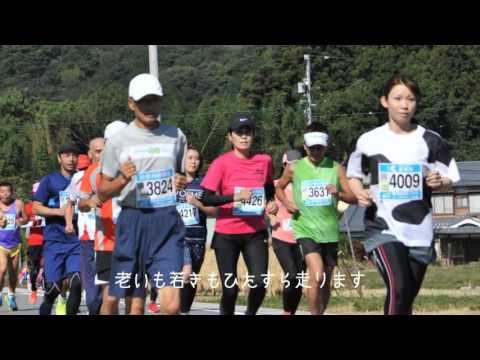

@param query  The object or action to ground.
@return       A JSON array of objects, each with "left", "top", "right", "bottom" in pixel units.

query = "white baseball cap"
[
  {"left": 104, "top": 121, "right": 128, "bottom": 140},
  {"left": 304, "top": 132, "right": 329, "bottom": 147},
  {"left": 128, "top": 74, "right": 164, "bottom": 101}
]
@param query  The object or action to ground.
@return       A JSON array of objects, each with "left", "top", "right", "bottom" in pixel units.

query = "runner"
[
  {"left": 25, "top": 182, "right": 45, "bottom": 305},
  {"left": 66, "top": 144, "right": 104, "bottom": 315},
  {"left": 269, "top": 149, "right": 305, "bottom": 316},
  {"left": 176, "top": 145, "right": 217, "bottom": 315},
  {"left": 200, "top": 114, "right": 278, "bottom": 316},
  {"left": 79, "top": 120, "right": 130, "bottom": 315},
  {"left": 347, "top": 73, "right": 461, "bottom": 315},
  {"left": 0, "top": 182, "right": 28, "bottom": 311},
  {"left": 34, "top": 144, "right": 83, "bottom": 315},
  {"left": 98, "top": 74, "right": 188, "bottom": 315},
  {"left": 276, "top": 122, "right": 357, "bottom": 315}
]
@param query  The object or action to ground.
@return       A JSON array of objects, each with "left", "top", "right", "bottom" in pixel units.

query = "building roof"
[{"left": 454, "top": 161, "right": 480, "bottom": 188}]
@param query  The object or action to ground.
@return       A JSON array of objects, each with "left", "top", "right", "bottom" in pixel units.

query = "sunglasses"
[{"left": 308, "top": 145, "right": 326, "bottom": 151}]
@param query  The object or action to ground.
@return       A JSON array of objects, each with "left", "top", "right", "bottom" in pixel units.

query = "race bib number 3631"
[
  {"left": 135, "top": 169, "right": 176, "bottom": 209},
  {"left": 379, "top": 164, "right": 423, "bottom": 201},
  {"left": 301, "top": 180, "right": 332, "bottom": 207},
  {"left": 233, "top": 187, "right": 265, "bottom": 216}
]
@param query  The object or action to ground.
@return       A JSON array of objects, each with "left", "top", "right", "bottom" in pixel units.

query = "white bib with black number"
[
  {"left": 281, "top": 218, "right": 293, "bottom": 232},
  {"left": 135, "top": 169, "right": 176, "bottom": 209},
  {"left": 112, "top": 197, "right": 122, "bottom": 225},
  {"left": 2, "top": 214, "right": 16, "bottom": 231},
  {"left": 301, "top": 180, "right": 332, "bottom": 207},
  {"left": 176, "top": 203, "right": 200, "bottom": 226},
  {"left": 233, "top": 187, "right": 265, "bottom": 217},
  {"left": 379, "top": 163, "right": 423, "bottom": 201},
  {"left": 59, "top": 191, "right": 69, "bottom": 209}
]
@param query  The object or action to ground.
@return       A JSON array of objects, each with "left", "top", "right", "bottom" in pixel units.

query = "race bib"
[
  {"left": 301, "top": 180, "right": 332, "bottom": 207},
  {"left": 59, "top": 191, "right": 69, "bottom": 209},
  {"left": 2, "top": 214, "right": 16, "bottom": 231},
  {"left": 176, "top": 203, "right": 200, "bottom": 226},
  {"left": 112, "top": 197, "right": 122, "bottom": 225},
  {"left": 281, "top": 218, "right": 293, "bottom": 232},
  {"left": 379, "top": 164, "right": 423, "bottom": 201},
  {"left": 233, "top": 187, "right": 265, "bottom": 216},
  {"left": 32, "top": 215, "right": 46, "bottom": 228},
  {"left": 135, "top": 169, "right": 176, "bottom": 209},
  {"left": 87, "top": 209, "right": 95, "bottom": 221}
]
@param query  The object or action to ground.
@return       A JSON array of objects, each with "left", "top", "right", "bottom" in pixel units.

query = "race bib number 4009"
[
  {"left": 135, "top": 169, "right": 176, "bottom": 209},
  {"left": 379, "top": 164, "right": 423, "bottom": 201},
  {"left": 301, "top": 180, "right": 332, "bottom": 207},
  {"left": 233, "top": 187, "right": 265, "bottom": 216}
]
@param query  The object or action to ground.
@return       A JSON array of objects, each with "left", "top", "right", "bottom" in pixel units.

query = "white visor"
[{"left": 304, "top": 132, "right": 328, "bottom": 147}]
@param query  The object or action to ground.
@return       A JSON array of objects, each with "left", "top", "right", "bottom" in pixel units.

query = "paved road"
[{"left": 0, "top": 288, "right": 310, "bottom": 316}]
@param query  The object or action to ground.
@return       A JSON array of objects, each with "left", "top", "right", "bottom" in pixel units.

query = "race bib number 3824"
[
  {"left": 379, "top": 163, "right": 423, "bottom": 201},
  {"left": 135, "top": 169, "right": 176, "bottom": 209}
]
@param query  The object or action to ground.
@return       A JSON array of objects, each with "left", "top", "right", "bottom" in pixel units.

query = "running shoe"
[
  {"left": 148, "top": 302, "right": 160, "bottom": 314},
  {"left": 29, "top": 291, "right": 38, "bottom": 305},
  {"left": 8, "top": 295, "right": 18, "bottom": 311},
  {"left": 56, "top": 297, "right": 67, "bottom": 316}
]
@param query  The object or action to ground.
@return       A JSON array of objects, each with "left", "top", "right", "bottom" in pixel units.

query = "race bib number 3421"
[
  {"left": 379, "top": 164, "right": 423, "bottom": 201},
  {"left": 135, "top": 169, "right": 176, "bottom": 209}
]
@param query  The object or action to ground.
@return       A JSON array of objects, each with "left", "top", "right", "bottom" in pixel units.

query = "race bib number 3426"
[
  {"left": 379, "top": 164, "right": 423, "bottom": 201},
  {"left": 136, "top": 169, "right": 176, "bottom": 209}
]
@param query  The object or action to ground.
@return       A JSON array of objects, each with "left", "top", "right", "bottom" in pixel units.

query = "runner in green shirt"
[{"left": 276, "top": 122, "right": 357, "bottom": 315}]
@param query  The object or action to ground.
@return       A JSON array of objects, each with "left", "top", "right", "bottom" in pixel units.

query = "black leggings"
[
  {"left": 27, "top": 245, "right": 43, "bottom": 292},
  {"left": 371, "top": 242, "right": 428, "bottom": 315},
  {"left": 181, "top": 241, "right": 206, "bottom": 314},
  {"left": 272, "top": 238, "right": 305, "bottom": 315},
  {"left": 213, "top": 231, "right": 269, "bottom": 316},
  {"left": 39, "top": 272, "right": 82, "bottom": 315}
]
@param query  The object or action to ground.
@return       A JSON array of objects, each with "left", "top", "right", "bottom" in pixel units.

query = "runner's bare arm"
[
  {"left": 98, "top": 174, "right": 129, "bottom": 203},
  {"left": 79, "top": 196, "right": 102, "bottom": 213},
  {"left": 347, "top": 177, "right": 372, "bottom": 208},
  {"left": 275, "top": 164, "right": 298, "bottom": 214},
  {"left": 335, "top": 165, "right": 358, "bottom": 204},
  {"left": 33, "top": 201, "right": 65, "bottom": 218},
  {"left": 65, "top": 200, "right": 75, "bottom": 235},
  {"left": 426, "top": 171, "right": 453, "bottom": 192},
  {"left": 16, "top": 199, "right": 28, "bottom": 226}
]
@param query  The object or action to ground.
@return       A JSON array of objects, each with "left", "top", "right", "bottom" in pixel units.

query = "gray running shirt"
[{"left": 101, "top": 121, "right": 187, "bottom": 209}]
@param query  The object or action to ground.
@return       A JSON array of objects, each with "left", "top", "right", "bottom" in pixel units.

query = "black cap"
[
  {"left": 58, "top": 144, "right": 80, "bottom": 155},
  {"left": 228, "top": 114, "right": 255, "bottom": 132}
]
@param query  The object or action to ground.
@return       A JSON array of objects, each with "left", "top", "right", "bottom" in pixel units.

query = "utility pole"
[
  {"left": 304, "top": 54, "right": 313, "bottom": 126},
  {"left": 298, "top": 55, "right": 314, "bottom": 126},
  {"left": 148, "top": 45, "right": 159, "bottom": 79}
]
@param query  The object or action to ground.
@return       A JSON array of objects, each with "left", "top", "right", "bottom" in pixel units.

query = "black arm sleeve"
[
  {"left": 201, "top": 190, "right": 235, "bottom": 207},
  {"left": 265, "top": 182, "right": 275, "bottom": 202}
]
